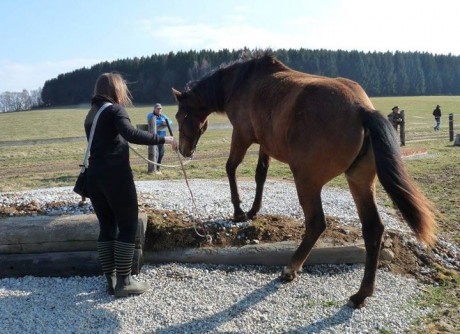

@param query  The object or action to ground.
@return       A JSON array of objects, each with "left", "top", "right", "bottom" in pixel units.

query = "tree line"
[
  {"left": 20, "top": 48, "right": 460, "bottom": 108},
  {"left": 0, "top": 89, "right": 43, "bottom": 112}
]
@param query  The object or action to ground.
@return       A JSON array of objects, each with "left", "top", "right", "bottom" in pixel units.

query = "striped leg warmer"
[
  {"left": 97, "top": 240, "right": 115, "bottom": 275},
  {"left": 115, "top": 241, "right": 135, "bottom": 276}
]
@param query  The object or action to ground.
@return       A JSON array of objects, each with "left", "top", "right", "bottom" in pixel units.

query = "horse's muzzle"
[{"left": 179, "top": 146, "right": 195, "bottom": 158}]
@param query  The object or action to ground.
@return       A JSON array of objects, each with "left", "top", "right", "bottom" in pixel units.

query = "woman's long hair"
[{"left": 93, "top": 73, "right": 133, "bottom": 106}]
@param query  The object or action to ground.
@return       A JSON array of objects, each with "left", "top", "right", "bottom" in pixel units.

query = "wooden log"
[
  {"left": 144, "top": 241, "right": 394, "bottom": 266},
  {"left": 0, "top": 213, "right": 147, "bottom": 254},
  {"left": 137, "top": 122, "right": 157, "bottom": 173},
  {"left": 0, "top": 249, "right": 143, "bottom": 278}
]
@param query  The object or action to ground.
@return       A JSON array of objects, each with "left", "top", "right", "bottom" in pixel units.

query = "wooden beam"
[
  {"left": 0, "top": 213, "right": 147, "bottom": 254},
  {"left": 0, "top": 249, "right": 143, "bottom": 278},
  {"left": 144, "top": 241, "right": 394, "bottom": 266}
]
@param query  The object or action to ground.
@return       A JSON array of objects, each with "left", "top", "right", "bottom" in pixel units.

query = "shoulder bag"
[{"left": 73, "top": 102, "right": 112, "bottom": 197}]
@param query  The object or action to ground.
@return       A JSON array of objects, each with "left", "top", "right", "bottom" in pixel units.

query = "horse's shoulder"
[
  {"left": 335, "top": 77, "right": 361, "bottom": 86},
  {"left": 288, "top": 71, "right": 325, "bottom": 82},
  {"left": 296, "top": 74, "right": 340, "bottom": 86}
]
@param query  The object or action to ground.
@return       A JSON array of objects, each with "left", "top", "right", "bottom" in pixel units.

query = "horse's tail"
[{"left": 360, "top": 108, "right": 437, "bottom": 245}]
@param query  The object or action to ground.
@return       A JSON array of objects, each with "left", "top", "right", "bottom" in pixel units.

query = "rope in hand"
[
  {"left": 174, "top": 149, "right": 213, "bottom": 244},
  {"left": 129, "top": 145, "right": 192, "bottom": 168},
  {"left": 130, "top": 119, "right": 212, "bottom": 244}
]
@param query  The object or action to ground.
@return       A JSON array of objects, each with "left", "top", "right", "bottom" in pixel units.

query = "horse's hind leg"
[
  {"left": 345, "top": 160, "right": 384, "bottom": 309},
  {"left": 247, "top": 149, "right": 271, "bottom": 219},
  {"left": 281, "top": 181, "right": 325, "bottom": 281}
]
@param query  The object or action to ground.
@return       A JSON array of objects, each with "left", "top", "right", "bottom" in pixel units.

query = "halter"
[{"left": 178, "top": 107, "right": 207, "bottom": 151}]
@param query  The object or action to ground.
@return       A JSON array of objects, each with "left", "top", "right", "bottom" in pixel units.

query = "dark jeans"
[
  {"left": 87, "top": 165, "right": 139, "bottom": 244},
  {"left": 157, "top": 144, "right": 164, "bottom": 169}
]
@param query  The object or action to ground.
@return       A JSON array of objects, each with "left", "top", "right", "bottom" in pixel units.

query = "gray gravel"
[
  {"left": 0, "top": 179, "right": 405, "bottom": 231},
  {"left": 0, "top": 263, "right": 429, "bottom": 333},
  {"left": 135, "top": 179, "right": 404, "bottom": 230},
  {"left": 0, "top": 180, "right": 435, "bottom": 333}
]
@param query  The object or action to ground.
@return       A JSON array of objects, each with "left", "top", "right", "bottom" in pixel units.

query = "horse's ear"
[{"left": 172, "top": 88, "right": 182, "bottom": 102}]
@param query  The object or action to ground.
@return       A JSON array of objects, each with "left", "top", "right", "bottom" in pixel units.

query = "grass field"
[{"left": 0, "top": 96, "right": 458, "bottom": 142}]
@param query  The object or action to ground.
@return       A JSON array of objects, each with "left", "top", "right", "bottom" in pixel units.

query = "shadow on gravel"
[
  {"left": 0, "top": 278, "right": 121, "bottom": 332},
  {"left": 153, "top": 278, "right": 282, "bottom": 334},
  {"left": 292, "top": 306, "right": 353, "bottom": 333}
]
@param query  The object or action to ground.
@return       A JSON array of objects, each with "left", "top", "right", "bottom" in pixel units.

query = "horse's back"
[{"left": 248, "top": 68, "right": 372, "bottom": 182}]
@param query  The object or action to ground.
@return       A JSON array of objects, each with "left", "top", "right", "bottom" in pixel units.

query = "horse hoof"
[
  {"left": 280, "top": 267, "right": 298, "bottom": 282},
  {"left": 246, "top": 210, "right": 257, "bottom": 220},
  {"left": 233, "top": 212, "right": 248, "bottom": 222},
  {"left": 347, "top": 295, "right": 367, "bottom": 309}
]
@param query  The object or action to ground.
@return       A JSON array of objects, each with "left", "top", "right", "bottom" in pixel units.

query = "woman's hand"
[{"left": 165, "top": 136, "right": 178, "bottom": 151}]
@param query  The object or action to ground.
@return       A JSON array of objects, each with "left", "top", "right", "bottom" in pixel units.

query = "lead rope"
[
  {"left": 174, "top": 149, "right": 213, "bottom": 244},
  {"left": 129, "top": 144, "right": 212, "bottom": 243},
  {"left": 129, "top": 144, "right": 192, "bottom": 168},
  {"left": 164, "top": 120, "right": 211, "bottom": 243},
  {"left": 130, "top": 117, "right": 212, "bottom": 244}
]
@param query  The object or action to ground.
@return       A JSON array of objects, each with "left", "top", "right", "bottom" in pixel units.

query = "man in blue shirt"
[{"left": 147, "top": 103, "right": 173, "bottom": 172}]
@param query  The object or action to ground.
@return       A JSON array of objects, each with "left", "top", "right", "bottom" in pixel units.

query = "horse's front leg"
[
  {"left": 247, "top": 149, "right": 270, "bottom": 219},
  {"left": 226, "top": 138, "right": 251, "bottom": 221}
]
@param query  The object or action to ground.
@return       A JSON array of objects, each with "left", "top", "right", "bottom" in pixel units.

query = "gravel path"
[
  {"left": 1, "top": 179, "right": 406, "bottom": 232},
  {"left": 0, "top": 180, "right": 431, "bottom": 333}
]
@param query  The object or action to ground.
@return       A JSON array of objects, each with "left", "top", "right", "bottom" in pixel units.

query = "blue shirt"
[{"left": 146, "top": 113, "right": 173, "bottom": 136}]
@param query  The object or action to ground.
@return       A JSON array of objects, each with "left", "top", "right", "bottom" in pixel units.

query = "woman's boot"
[
  {"left": 105, "top": 273, "right": 117, "bottom": 295},
  {"left": 114, "top": 241, "right": 148, "bottom": 298},
  {"left": 97, "top": 240, "right": 116, "bottom": 295}
]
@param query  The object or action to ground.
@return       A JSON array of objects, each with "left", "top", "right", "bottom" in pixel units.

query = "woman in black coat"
[{"left": 85, "top": 73, "right": 177, "bottom": 297}]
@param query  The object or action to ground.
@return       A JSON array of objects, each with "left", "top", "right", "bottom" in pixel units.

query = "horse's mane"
[
  {"left": 185, "top": 49, "right": 278, "bottom": 91},
  {"left": 185, "top": 49, "right": 283, "bottom": 111}
]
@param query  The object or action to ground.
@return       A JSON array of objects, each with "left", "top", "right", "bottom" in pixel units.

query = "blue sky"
[{"left": 1, "top": 0, "right": 458, "bottom": 93}]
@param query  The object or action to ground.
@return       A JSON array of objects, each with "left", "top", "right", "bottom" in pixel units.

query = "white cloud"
[
  {"left": 224, "top": 14, "right": 246, "bottom": 23},
  {"left": 149, "top": 22, "right": 307, "bottom": 52},
  {"left": 0, "top": 58, "right": 102, "bottom": 93},
  {"left": 142, "top": 1, "right": 460, "bottom": 56},
  {"left": 300, "top": 0, "right": 460, "bottom": 54}
]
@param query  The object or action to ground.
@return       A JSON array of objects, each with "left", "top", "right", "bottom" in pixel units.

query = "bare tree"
[
  {"left": 0, "top": 92, "right": 14, "bottom": 112},
  {"left": 20, "top": 89, "right": 32, "bottom": 110},
  {"left": 30, "top": 88, "right": 43, "bottom": 107},
  {"left": 0, "top": 88, "right": 43, "bottom": 112}
]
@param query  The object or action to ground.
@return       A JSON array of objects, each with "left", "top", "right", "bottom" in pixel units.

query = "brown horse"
[{"left": 172, "top": 53, "right": 437, "bottom": 308}]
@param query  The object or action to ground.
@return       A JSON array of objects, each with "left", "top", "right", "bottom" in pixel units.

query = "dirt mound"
[{"left": 143, "top": 209, "right": 458, "bottom": 286}]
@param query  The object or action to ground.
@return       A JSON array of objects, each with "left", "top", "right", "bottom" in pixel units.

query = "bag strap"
[{"left": 80, "top": 102, "right": 112, "bottom": 169}]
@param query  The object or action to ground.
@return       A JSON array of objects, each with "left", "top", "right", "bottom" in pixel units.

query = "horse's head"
[{"left": 172, "top": 88, "right": 209, "bottom": 158}]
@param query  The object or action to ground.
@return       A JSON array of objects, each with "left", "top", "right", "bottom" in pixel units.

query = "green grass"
[
  {"left": 371, "top": 96, "right": 459, "bottom": 141},
  {"left": 409, "top": 267, "right": 460, "bottom": 333},
  {"left": 1, "top": 96, "right": 457, "bottom": 141},
  {"left": 0, "top": 104, "right": 229, "bottom": 142},
  {"left": 379, "top": 328, "right": 395, "bottom": 334}
]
